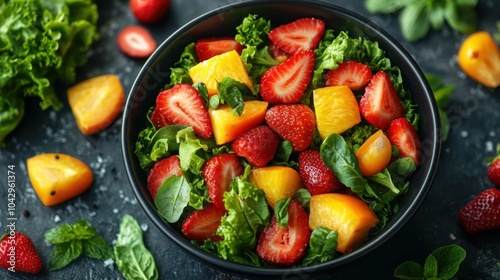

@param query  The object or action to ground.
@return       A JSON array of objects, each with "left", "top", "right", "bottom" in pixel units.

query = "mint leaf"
[
  {"left": 394, "top": 261, "right": 424, "bottom": 280},
  {"left": 423, "top": 254, "right": 439, "bottom": 278},
  {"left": 83, "top": 235, "right": 113, "bottom": 261},
  {"left": 114, "top": 215, "right": 158, "bottom": 280},
  {"left": 73, "top": 219, "right": 97, "bottom": 240},
  {"left": 49, "top": 241, "right": 83, "bottom": 271},
  {"left": 430, "top": 244, "right": 466, "bottom": 279},
  {"left": 44, "top": 224, "right": 76, "bottom": 244}
]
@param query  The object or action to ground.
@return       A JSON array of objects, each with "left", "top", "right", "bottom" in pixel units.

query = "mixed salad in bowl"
[{"left": 133, "top": 13, "right": 421, "bottom": 267}]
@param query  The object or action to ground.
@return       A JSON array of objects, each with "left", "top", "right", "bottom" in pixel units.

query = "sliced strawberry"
[
  {"left": 256, "top": 199, "right": 311, "bottom": 266},
  {"left": 265, "top": 104, "right": 316, "bottom": 152},
  {"left": 147, "top": 155, "right": 182, "bottom": 199},
  {"left": 231, "top": 125, "right": 280, "bottom": 167},
  {"left": 181, "top": 203, "right": 227, "bottom": 242},
  {"left": 202, "top": 153, "right": 244, "bottom": 210},
  {"left": 386, "top": 117, "right": 421, "bottom": 166},
  {"left": 325, "top": 61, "right": 373, "bottom": 90},
  {"left": 359, "top": 71, "right": 404, "bottom": 130},
  {"left": 259, "top": 50, "right": 315, "bottom": 104},
  {"left": 298, "top": 149, "right": 344, "bottom": 195},
  {"left": 195, "top": 37, "right": 243, "bottom": 62},
  {"left": 117, "top": 25, "right": 157, "bottom": 58},
  {"left": 150, "top": 106, "right": 170, "bottom": 128},
  {"left": 268, "top": 17, "right": 325, "bottom": 55},
  {"left": 269, "top": 42, "right": 289, "bottom": 63},
  {"left": 156, "top": 84, "right": 212, "bottom": 138}
]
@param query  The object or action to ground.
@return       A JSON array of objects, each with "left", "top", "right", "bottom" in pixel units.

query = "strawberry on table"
[
  {"left": 181, "top": 203, "right": 227, "bottom": 242},
  {"left": 298, "top": 149, "right": 344, "bottom": 195},
  {"left": 195, "top": 37, "right": 243, "bottom": 62},
  {"left": 359, "top": 71, "right": 404, "bottom": 130},
  {"left": 256, "top": 199, "right": 311, "bottom": 266},
  {"left": 0, "top": 232, "right": 42, "bottom": 274},
  {"left": 459, "top": 188, "right": 500, "bottom": 234},
  {"left": 325, "top": 61, "right": 373, "bottom": 90},
  {"left": 147, "top": 155, "right": 182, "bottom": 199},
  {"left": 265, "top": 104, "right": 316, "bottom": 152},
  {"left": 231, "top": 125, "right": 280, "bottom": 167},
  {"left": 487, "top": 145, "right": 500, "bottom": 186},
  {"left": 386, "top": 117, "right": 421, "bottom": 166},
  {"left": 156, "top": 84, "right": 213, "bottom": 139},
  {"left": 259, "top": 50, "right": 315, "bottom": 104},
  {"left": 117, "top": 25, "right": 157, "bottom": 58},
  {"left": 129, "top": 0, "right": 170, "bottom": 23},
  {"left": 202, "top": 153, "right": 244, "bottom": 210},
  {"left": 268, "top": 17, "right": 325, "bottom": 55}
]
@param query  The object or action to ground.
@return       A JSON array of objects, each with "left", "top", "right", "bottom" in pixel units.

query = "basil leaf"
[
  {"left": 444, "top": 1, "right": 477, "bottom": 34},
  {"left": 293, "top": 188, "right": 311, "bottom": 209},
  {"left": 320, "top": 133, "right": 369, "bottom": 194},
  {"left": 367, "top": 169, "right": 401, "bottom": 195},
  {"left": 427, "top": 0, "right": 446, "bottom": 30},
  {"left": 301, "top": 226, "right": 338, "bottom": 265},
  {"left": 154, "top": 175, "right": 190, "bottom": 223},
  {"left": 394, "top": 261, "right": 425, "bottom": 280},
  {"left": 193, "top": 83, "right": 209, "bottom": 107},
  {"left": 49, "top": 241, "right": 83, "bottom": 271},
  {"left": 114, "top": 215, "right": 158, "bottom": 280},
  {"left": 455, "top": 0, "right": 477, "bottom": 6},
  {"left": 399, "top": 1, "right": 430, "bottom": 42},
  {"left": 365, "top": 0, "right": 406, "bottom": 13},
  {"left": 82, "top": 235, "right": 113, "bottom": 261},
  {"left": 274, "top": 197, "right": 291, "bottom": 227},
  {"left": 216, "top": 77, "right": 254, "bottom": 115}
]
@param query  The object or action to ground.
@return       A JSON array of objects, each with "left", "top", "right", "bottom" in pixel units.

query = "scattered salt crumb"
[
  {"left": 486, "top": 141, "right": 494, "bottom": 152},
  {"left": 103, "top": 258, "right": 115, "bottom": 268},
  {"left": 113, "top": 208, "right": 119, "bottom": 214},
  {"left": 490, "top": 131, "right": 496, "bottom": 137},
  {"left": 457, "top": 71, "right": 467, "bottom": 79},
  {"left": 88, "top": 211, "right": 96, "bottom": 217},
  {"left": 49, "top": 111, "right": 57, "bottom": 122},
  {"left": 66, "top": 205, "right": 73, "bottom": 213},
  {"left": 119, "top": 190, "right": 124, "bottom": 199},
  {"left": 460, "top": 130, "right": 469, "bottom": 138},
  {"left": 449, "top": 233, "right": 456, "bottom": 240},
  {"left": 130, "top": 198, "right": 137, "bottom": 205},
  {"left": 54, "top": 215, "right": 61, "bottom": 222},
  {"left": 140, "top": 223, "right": 148, "bottom": 232},
  {"left": 99, "top": 185, "right": 109, "bottom": 192}
]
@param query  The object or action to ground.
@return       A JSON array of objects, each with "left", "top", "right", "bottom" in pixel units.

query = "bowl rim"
[{"left": 121, "top": 0, "right": 441, "bottom": 276}]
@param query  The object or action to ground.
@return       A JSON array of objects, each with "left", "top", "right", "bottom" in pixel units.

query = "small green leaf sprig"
[
  {"left": 394, "top": 244, "right": 466, "bottom": 280},
  {"left": 44, "top": 219, "right": 113, "bottom": 271},
  {"left": 365, "top": 0, "right": 478, "bottom": 42}
]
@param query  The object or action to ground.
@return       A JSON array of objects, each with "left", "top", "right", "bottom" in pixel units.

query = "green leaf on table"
[
  {"left": 444, "top": 1, "right": 477, "bottom": 34},
  {"left": 82, "top": 235, "right": 114, "bottom": 261},
  {"left": 399, "top": 1, "right": 430, "bottom": 42},
  {"left": 425, "top": 73, "right": 454, "bottom": 142},
  {"left": 114, "top": 214, "right": 158, "bottom": 280},
  {"left": 49, "top": 241, "right": 83, "bottom": 271},
  {"left": 365, "top": 0, "right": 406, "bottom": 13},
  {"left": 394, "top": 261, "right": 425, "bottom": 279}
]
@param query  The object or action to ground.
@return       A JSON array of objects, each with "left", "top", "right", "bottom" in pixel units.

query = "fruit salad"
[{"left": 134, "top": 14, "right": 421, "bottom": 267}]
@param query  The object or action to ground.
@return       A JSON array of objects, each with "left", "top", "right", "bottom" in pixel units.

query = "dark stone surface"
[{"left": 0, "top": 0, "right": 499, "bottom": 279}]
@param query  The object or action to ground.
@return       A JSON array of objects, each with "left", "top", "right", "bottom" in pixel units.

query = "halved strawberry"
[
  {"left": 325, "top": 61, "right": 373, "bottom": 90},
  {"left": 386, "top": 117, "right": 421, "bottom": 166},
  {"left": 359, "top": 71, "right": 404, "bottom": 130},
  {"left": 256, "top": 199, "right": 311, "bottom": 266},
  {"left": 265, "top": 104, "right": 316, "bottom": 152},
  {"left": 259, "top": 50, "right": 315, "bottom": 104},
  {"left": 195, "top": 37, "right": 243, "bottom": 62},
  {"left": 117, "top": 25, "right": 157, "bottom": 58},
  {"left": 202, "top": 153, "right": 244, "bottom": 210},
  {"left": 298, "top": 149, "right": 344, "bottom": 195},
  {"left": 231, "top": 125, "right": 280, "bottom": 167},
  {"left": 156, "top": 84, "right": 212, "bottom": 138},
  {"left": 150, "top": 107, "right": 170, "bottom": 128},
  {"left": 147, "top": 155, "right": 182, "bottom": 199},
  {"left": 268, "top": 17, "right": 325, "bottom": 55},
  {"left": 181, "top": 203, "right": 226, "bottom": 242}
]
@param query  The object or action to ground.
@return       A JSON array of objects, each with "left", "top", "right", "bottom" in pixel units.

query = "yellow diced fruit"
[
  {"left": 209, "top": 100, "right": 268, "bottom": 145},
  {"left": 27, "top": 153, "right": 93, "bottom": 206},
  {"left": 188, "top": 50, "right": 253, "bottom": 96},
  {"left": 67, "top": 74, "right": 125, "bottom": 135},
  {"left": 248, "top": 166, "right": 303, "bottom": 208},
  {"left": 355, "top": 130, "right": 392, "bottom": 176},
  {"left": 313, "top": 85, "right": 361, "bottom": 140},
  {"left": 309, "top": 193, "right": 379, "bottom": 254}
]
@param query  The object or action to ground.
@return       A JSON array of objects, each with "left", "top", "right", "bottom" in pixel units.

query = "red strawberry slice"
[
  {"left": 265, "top": 104, "right": 316, "bottom": 152},
  {"left": 459, "top": 188, "right": 500, "bottom": 234},
  {"left": 359, "top": 71, "right": 404, "bottom": 130},
  {"left": 181, "top": 203, "right": 227, "bottom": 242},
  {"left": 150, "top": 107, "right": 170, "bottom": 128},
  {"left": 268, "top": 17, "right": 325, "bottom": 55},
  {"left": 259, "top": 50, "right": 315, "bottom": 104},
  {"left": 325, "top": 61, "right": 373, "bottom": 90},
  {"left": 202, "top": 153, "right": 244, "bottom": 210},
  {"left": 231, "top": 125, "right": 280, "bottom": 167},
  {"left": 147, "top": 155, "right": 182, "bottom": 199},
  {"left": 298, "top": 149, "right": 344, "bottom": 195},
  {"left": 0, "top": 232, "right": 42, "bottom": 274},
  {"left": 386, "top": 117, "right": 421, "bottom": 166},
  {"left": 156, "top": 84, "right": 212, "bottom": 139},
  {"left": 269, "top": 42, "right": 289, "bottom": 63},
  {"left": 117, "top": 25, "right": 157, "bottom": 58},
  {"left": 195, "top": 37, "right": 243, "bottom": 62},
  {"left": 256, "top": 199, "right": 311, "bottom": 266}
]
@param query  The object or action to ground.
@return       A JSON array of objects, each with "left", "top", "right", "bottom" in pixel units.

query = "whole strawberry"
[
  {"left": 459, "top": 188, "right": 500, "bottom": 234},
  {"left": 232, "top": 125, "right": 280, "bottom": 167},
  {"left": 0, "top": 232, "right": 42, "bottom": 273},
  {"left": 298, "top": 149, "right": 344, "bottom": 195},
  {"left": 487, "top": 144, "right": 500, "bottom": 186},
  {"left": 130, "top": 0, "right": 170, "bottom": 23}
]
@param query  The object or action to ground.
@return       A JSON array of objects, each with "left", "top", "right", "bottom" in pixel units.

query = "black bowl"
[{"left": 121, "top": 0, "right": 440, "bottom": 277}]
